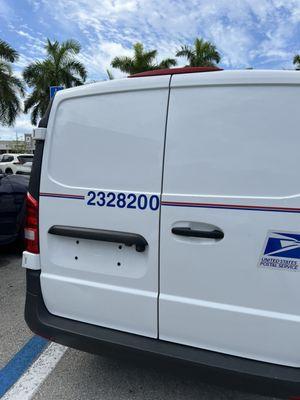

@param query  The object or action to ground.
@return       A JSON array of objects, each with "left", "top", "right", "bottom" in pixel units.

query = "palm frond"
[
  {"left": 0, "top": 56, "right": 23, "bottom": 126},
  {"left": 61, "top": 39, "right": 81, "bottom": 54},
  {"left": 293, "top": 54, "right": 300, "bottom": 68},
  {"left": 139, "top": 49, "right": 157, "bottom": 64},
  {"left": 63, "top": 59, "right": 87, "bottom": 81},
  {"left": 0, "top": 39, "right": 19, "bottom": 62},
  {"left": 24, "top": 90, "right": 41, "bottom": 113},
  {"left": 111, "top": 56, "right": 135, "bottom": 74},
  {"left": 157, "top": 58, "right": 177, "bottom": 69},
  {"left": 176, "top": 38, "right": 221, "bottom": 67},
  {"left": 22, "top": 38, "right": 87, "bottom": 124},
  {"left": 31, "top": 103, "right": 41, "bottom": 126},
  {"left": 0, "top": 81, "right": 22, "bottom": 126},
  {"left": 176, "top": 45, "right": 194, "bottom": 60},
  {"left": 0, "top": 60, "right": 12, "bottom": 75},
  {"left": 194, "top": 38, "right": 221, "bottom": 66},
  {"left": 112, "top": 42, "right": 176, "bottom": 75},
  {"left": 133, "top": 43, "right": 144, "bottom": 58},
  {"left": 23, "top": 61, "right": 47, "bottom": 85}
]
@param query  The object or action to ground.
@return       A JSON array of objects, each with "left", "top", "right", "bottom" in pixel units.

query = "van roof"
[{"left": 52, "top": 70, "right": 300, "bottom": 102}]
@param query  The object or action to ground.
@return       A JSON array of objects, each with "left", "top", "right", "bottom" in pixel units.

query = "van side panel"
[
  {"left": 39, "top": 79, "right": 169, "bottom": 338},
  {"left": 160, "top": 80, "right": 300, "bottom": 366}
]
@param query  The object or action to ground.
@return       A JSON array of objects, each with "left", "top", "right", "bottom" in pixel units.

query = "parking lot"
[{"left": 0, "top": 250, "right": 279, "bottom": 400}]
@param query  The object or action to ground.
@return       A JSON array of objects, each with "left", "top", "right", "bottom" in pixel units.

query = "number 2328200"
[{"left": 86, "top": 191, "right": 160, "bottom": 211}]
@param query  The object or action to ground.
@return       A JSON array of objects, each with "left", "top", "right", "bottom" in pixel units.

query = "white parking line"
[{"left": 2, "top": 343, "right": 67, "bottom": 400}]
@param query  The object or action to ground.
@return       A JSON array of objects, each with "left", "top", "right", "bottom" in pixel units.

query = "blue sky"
[{"left": 1, "top": 0, "right": 300, "bottom": 138}]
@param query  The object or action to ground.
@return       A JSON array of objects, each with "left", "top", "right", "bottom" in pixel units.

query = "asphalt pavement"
[
  {"left": 0, "top": 248, "right": 32, "bottom": 369},
  {"left": 0, "top": 251, "right": 279, "bottom": 400}
]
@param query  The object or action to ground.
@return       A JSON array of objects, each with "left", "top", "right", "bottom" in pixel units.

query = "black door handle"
[
  {"left": 49, "top": 225, "right": 148, "bottom": 252},
  {"left": 172, "top": 227, "right": 224, "bottom": 240}
]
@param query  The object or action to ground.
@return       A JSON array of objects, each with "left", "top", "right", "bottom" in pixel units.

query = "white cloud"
[
  {"left": 3, "top": 0, "right": 300, "bottom": 137},
  {"left": 0, "top": 114, "right": 33, "bottom": 140},
  {"left": 79, "top": 41, "right": 133, "bottom": 80},
  {"left": 35, "top": 0, "right": 300, "bottom": 71},
  {"left": 14, "top": 28, "right": 46, "bottom": 56}
]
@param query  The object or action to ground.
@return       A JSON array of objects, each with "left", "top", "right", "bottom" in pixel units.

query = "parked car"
[
  {"left": 16, "top": 161, "right": 32, "bottom": 176},
  {"left": 22, "top": 67, "right": 300, "bottom": 397},
  {"left": 0, "top": 173, "right": 29, "bottom": 247},
  {"left": 0, "top": 154, "right": 34, "bottom": 175}
]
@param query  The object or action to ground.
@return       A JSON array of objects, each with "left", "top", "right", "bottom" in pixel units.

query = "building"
[
  {"left": 24, "top": 133, "right": 35, "bottom": 153},
  {"left": 0, "top": 133, "right": 35, "bottom": 154}
]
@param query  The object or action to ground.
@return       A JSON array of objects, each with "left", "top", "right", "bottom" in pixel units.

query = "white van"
[{"left": 22, "top": 67, "right": 300, "bottom": 396}]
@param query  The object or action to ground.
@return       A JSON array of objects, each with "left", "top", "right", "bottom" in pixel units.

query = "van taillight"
[{"left": 24, "top": 193, "right": 39, "bottom": 254}]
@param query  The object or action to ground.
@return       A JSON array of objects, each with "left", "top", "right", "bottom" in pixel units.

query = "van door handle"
[
  {"left": 171, "top": 227, "right": 224, "bottom": 240},
  {"left": 49, "top": 225, "right": 148, "bottom": 252}
]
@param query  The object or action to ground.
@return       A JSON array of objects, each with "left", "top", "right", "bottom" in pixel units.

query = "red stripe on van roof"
[{"left": 128, "top": 66, "right": 223, "bottom": 78}]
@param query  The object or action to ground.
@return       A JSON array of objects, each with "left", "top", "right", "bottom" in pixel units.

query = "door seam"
[{"left": 157, "top": 74, "right": 173, "bottom": 338}]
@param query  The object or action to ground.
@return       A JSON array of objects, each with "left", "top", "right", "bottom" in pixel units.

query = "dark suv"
[{"left": 0, "top": 174, "right": 29, "bottom": 247}]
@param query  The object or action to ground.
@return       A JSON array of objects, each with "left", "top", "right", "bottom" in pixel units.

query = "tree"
[
  {"left": 111, "top": 42, "right": 177, "bottom": 75},
  {"left": 23, "top": 39, "right": 87, "bottom": 125},
  {"left": 176, "top": 38, "right": 221, "bottom": 67},
  {"left": 0, "top": 39, "right": 24, "bottom": 126},
  {"left": 293, "top": 54, "right": 300, "bottom": 70},
  {"left": 106, "top": 69, "right": 114, "bottom": 80}
]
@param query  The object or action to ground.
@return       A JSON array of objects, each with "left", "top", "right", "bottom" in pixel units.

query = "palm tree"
[
  {"left": 111, "top": 42, "right": 177, "bottom": 75},
  {"left": 106, "top": 69, "right": 114, "bottom": 80},
  {"left": 23, "top": 39, "right": 87, "bottom": 125},
  {"left": 0, "top": 39, "right": 24, "bottom": 126},
  {"left": 176, "top": 38, "right": 221, "bottom": 67},
  {"left": 293, "top": 54, "right": 300, "bottom": 70}
]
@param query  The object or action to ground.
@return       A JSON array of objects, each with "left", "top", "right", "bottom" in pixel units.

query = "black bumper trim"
[{"left": 25, "top": 270, "right": 300, "bottom": 398}]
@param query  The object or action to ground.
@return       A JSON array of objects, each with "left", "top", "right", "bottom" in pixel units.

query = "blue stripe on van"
[
  {"left": 39, "top": 193, "right": 300, "bottom": 214},
  {"left": 40, "top": 192, "right": 85, "bottom": 200},
  {"left": 161, "top": 201, "right": 300, "bottom": 214}
]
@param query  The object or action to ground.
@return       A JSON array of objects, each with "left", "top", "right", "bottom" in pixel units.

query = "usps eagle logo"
[{"left": 259, "top": 232, "right": 300, "bottom": 271}]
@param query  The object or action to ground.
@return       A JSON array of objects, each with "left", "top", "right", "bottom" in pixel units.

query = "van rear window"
[
  {"left": 48, "top": 89, "right": 169, "bottom": 192},
  {"left": 164, "top": 85, "right": 300, "bottom": 198}
]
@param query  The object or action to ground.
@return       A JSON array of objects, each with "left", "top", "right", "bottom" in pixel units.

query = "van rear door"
[
  {"left": 160, "top": 72, "right": 300, "bottom": 366},
  {"left": 39, "top": 77, "right": 170, "bottom": 338}
]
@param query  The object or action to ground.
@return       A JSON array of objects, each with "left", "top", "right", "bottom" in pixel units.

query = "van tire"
[{"left": 5, "top": 168, "right": 13, "bottom": 174}]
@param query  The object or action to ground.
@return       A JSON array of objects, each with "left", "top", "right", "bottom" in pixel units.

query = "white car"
[
  {"left": 22, "top": 67, "right": 300, "bottom": 397},
  {"left": 0, "top": 154, "right": 33, "bottom": 174},
  {"left": 16, "top": 161, "right": 32, "bottom": 176}
]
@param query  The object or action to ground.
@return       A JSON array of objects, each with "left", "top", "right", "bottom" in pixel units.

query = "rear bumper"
[{"left": 25, "top": 269, "right": 300, "bottom": 398}]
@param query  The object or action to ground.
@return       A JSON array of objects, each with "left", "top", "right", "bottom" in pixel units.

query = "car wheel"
[{"left": 5, "top": 168, "right": 13, "bottom": 174}]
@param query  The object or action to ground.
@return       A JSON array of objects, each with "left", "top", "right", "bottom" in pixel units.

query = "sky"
[{"left": 1, "top": 0, "right": 300, "bottom": 139}]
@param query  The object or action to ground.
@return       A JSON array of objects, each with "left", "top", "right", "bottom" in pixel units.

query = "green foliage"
[
  {"left": 111, "top": 42, "right": 177, "bottom": 75},
  {"left": 10, "top": 141, "right": 27, "bottom": 153},
  {"left": 176, "top": 38, "right": 221, "bottom": 67},
  {"left": 0, "top": 39, "right": 19, "bottom": 62},
  {"left": 0, "top": 40, "right": 24, "bottom": 126},
  {"left": 293, "top": 54, "right": 300, "bottom": 70},
  {"left": 23, "top": 39, "right": 87, "bottom": 125}
]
